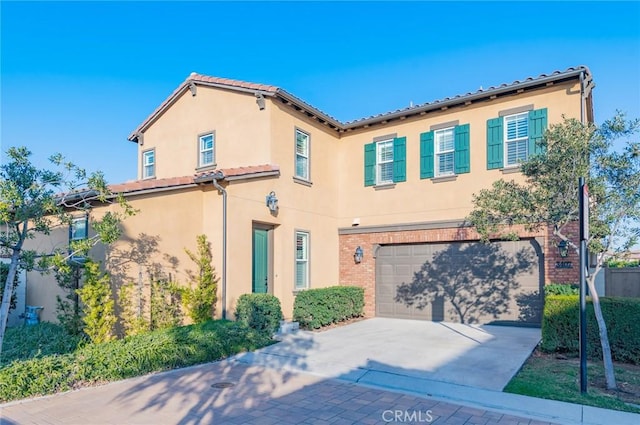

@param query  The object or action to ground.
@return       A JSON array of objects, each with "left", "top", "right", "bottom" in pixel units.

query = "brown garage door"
[{"left": 376, "top": 239, "right": 542, "bottom": 325}]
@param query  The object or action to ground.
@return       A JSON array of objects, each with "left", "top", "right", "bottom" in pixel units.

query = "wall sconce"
[
  {"left": 354, "top": 246, "right": 363, "bottom": 264},
  {"left": 558, "top": 240, "right": 569, "bottom": 258},
  {"left": 266, "top": 191, "right": 278, "bottom": 213},
  {"left": 256, "top": 93, "right": 266, "bottom": 110}
]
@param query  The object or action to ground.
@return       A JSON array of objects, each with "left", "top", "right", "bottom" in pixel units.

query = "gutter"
[{"left": 211, "top": 172, "right": 227, "bottom": 320}]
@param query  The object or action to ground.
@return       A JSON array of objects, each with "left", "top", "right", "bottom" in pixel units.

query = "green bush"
[
  {"left": 1, "top": 322, "right": 83, "bottom": 367},
  {"left": 0, "top": 320, "right": 273, "bottom": 402},
  {"left": 293, "top": 286, "right": 364, "bottom": 330},
  {"left": 606, "top": 258, "right": 640, "bottom": 268},
  {"left": 235, "top": 294, "right": 283, "bottom": 334},
  {"left": 545, "top": 283, "right": 579, "bottom": 296},
  {"left": 541, "top": 295, "right": 640, "bottom": 364}
]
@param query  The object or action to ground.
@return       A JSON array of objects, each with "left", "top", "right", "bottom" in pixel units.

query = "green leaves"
[
  {"left": 182, "top": 235, "right": 218, "bottom": 324},
  {"left": 468, "top": 112, "right": 640, "bottom": 259}
]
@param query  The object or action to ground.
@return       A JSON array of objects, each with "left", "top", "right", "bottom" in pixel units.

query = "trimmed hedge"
[
  {"left": 0, "top": 320, "right": 273, "bottom": 402},
  {"left": 541, "top": 295, "right": 640, "bottom": 364},
  {"left": 235, "top": 293, "right": 283, "bottom": 334},
  {"left": 544, "top": 283, "right": 579, "bottom": 296},
  {"left": 293, "top": 286, "right": 364, "bottom": 330}
]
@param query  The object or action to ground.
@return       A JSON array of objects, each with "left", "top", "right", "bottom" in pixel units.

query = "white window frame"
[
  {"left": 376, "top": 139, "right": 394, "bottom": 185},
  {"left": 295, "top": 231, "right": 309, "bottom": 290},
  {"left": 198, "top": 133, "right": 215, "bottom": 167},
  {"left": 434, "top": 127, "right": 455, "bottom": 176},
  {"left": 70, "top": 216, "right": 88, "bottom": 242},
  {"left": 504, "top": 112, "right": 529, "bottom": 167},
  {"left": 142, "top": 149, "right": 155, "bottom": 179},
  {"left": 295, "top": 129, "right": 310, "bottom": 180},
  {"left": 69, "top": 216, "right": 88, "bottom": 263}
]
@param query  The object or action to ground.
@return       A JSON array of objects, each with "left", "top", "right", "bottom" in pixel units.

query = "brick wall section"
[
  {"left": 340, "top": 224, "right": 579, "bottom": 317},
  {"left": 545, "top": 221, "right": 580, "bottom": 284}
]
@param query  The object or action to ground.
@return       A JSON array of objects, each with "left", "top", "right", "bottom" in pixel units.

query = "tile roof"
[
  {"left": 342, "top": 66, "right": 591, "bottom": 126},
  {"left": 109, "top": 164, "right": 280, "bottom": 195},
  {"left": 195, "top": 164, "right": 280, "bottom": 181},
  {"left": 109, "top": 176, "right": 196, "bottom": 194},
  {"left": 187, "top": 73, "right": 279, "bottom": 93},
  {"left": 128, "top": 66, "right": 591, "bottom": 139}
]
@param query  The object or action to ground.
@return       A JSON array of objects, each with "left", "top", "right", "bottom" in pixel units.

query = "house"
[{"left": 24, "top": 66, "right": 593, "bottom": 326}]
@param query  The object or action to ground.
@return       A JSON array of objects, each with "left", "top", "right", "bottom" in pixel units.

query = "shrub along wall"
[
  {"left": 0, "top": 320, "right": 273, "bottom": 402},
  {"left": 541, "top": 295, "right": 640, "bottom": 364},
  {"left": 293, "top": 286, "right": 364, "bottom": 330},
  {"left": 235, "top": 293, "right": 283, "bottom": 335}
]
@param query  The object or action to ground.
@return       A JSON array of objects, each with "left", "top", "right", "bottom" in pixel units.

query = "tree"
[
  {"left": 182, "top": 234, "right": 218, "bottom": 323},
  {"left": 468, "top": 112, "right": 640, "bottom": 390},
  {"left": 0, "top": 147, "right": 135, "bottom": 353}
]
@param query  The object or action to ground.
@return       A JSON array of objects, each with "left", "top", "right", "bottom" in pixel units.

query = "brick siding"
[{"left": 339, "top": 224, "right": 579, "bottom": 317}]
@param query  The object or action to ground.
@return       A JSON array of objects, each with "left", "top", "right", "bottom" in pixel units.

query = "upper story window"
[
  {"left": 486, "top": 108, "right": 547, "bottom": 170},
  {"left": 199, "top": 133, "right": 215, "bottom": 167},
  {"left": 434, "top": 127, "right": 455, "bottom": 176},
  {"left": 295, "top": 231, "right": 309, "bottom": 290},
  {"left": 504, "top": 112, "right": 529, "bottom": 167},
  {"left": 142, "top": 149, "right": 155, "bottom": 179},
  {"left": 364, "top": 136, "right": 406, "bottom": 187},
  {"left": 295, "top": 129, "right": 310, "bottom": 180},
  {"left": 420, "top": 124, "right": 470, "bottom": 179},
  {"left": 376, "top": 139, "right": 394, "bottom": 184}
]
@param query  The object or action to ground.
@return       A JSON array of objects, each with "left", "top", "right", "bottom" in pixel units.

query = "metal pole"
[{"left": 579, "top": 177, "right": 587, "bottom": 394}]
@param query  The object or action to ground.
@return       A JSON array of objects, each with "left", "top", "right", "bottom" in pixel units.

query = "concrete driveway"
[{"left": 235, "top": 318, "right": 541, "bottom": 392}]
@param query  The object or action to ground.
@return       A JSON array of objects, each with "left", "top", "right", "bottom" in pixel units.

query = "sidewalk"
[{"left": 1, "top": 357, "right": 638, "bottom": 425}]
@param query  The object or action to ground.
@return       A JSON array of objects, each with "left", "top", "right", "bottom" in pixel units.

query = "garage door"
[{"left": 375, "top": 239, "right": 542, "bottom": 325}]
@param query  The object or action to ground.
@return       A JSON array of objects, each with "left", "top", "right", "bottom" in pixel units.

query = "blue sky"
[{"left": 2, "top": 1, "right": 639, "bottom": 184}]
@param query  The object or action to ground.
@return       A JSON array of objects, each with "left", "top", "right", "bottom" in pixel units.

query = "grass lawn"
[
  {"left": 0, "top": 320, "right": 275, "bottom": 403},
  {"left": 505, "top": 348, "right": 640, "bottom": 414}
]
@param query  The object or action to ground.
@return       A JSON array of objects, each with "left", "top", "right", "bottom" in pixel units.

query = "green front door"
[{"left": 252, "top": 228, "right": 269, "bottom": 293}]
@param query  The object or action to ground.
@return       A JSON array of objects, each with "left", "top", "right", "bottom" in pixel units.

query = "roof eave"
[
  {"left": 275, "top": 90, "right": 344, "bottom": 131},
  {"left": 128, "top": 80, "right": 278, "bottom": 143},
  {"left": 343, "top": 67, "right": 591, "bottom": 130}
]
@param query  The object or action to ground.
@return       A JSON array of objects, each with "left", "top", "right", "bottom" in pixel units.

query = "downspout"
[
  {"left": 211, "top": 172, "right": 227, "bottom": 319},
  {"left": 580, "top": 71, "right": 585, "bottom": 124}
]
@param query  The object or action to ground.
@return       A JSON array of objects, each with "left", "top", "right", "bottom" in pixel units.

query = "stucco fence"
[{"left": 603, "top": 267, "right": 640, "bottom": 297}]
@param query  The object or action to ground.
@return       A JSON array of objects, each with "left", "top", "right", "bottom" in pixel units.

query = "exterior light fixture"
[
  {"left": 266, "top": 191, "right": 278, "bottom": 213},
  {"left": 354, "top": 246, "right": 363, "bottom": 264},
  {"left": 558, "top": 240, "right": 569, "bottom": 258},
  {"left": 256, "top": 93, "right": 266, "bottom": 110}
]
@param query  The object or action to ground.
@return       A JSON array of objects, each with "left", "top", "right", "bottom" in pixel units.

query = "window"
[
  {"left": 487, "top": 108, "right": 547, "bottom": 170},
  {"left": 295, "top": 231, "right": 309, "bottom": 290},
  {"left": 295, "top": 129, "right": 309, "bottom": 180},
  {"left": 70, "top": 217, "right": 88, "bottom": 242},
  {"left": 376, "top": 139, "right": 394, "bottom": 184},
  {"left": 434, "top": 127, "right": 455, "bottom": 176},
  {"left": 142, "top": 149, "right": 155, "bottom": 179},
  {"left": 420, "top": 124, "right": 470, "bottom": 179},
  {"left": 69, "top": 216, "right": 88, "bottom": 264},
  {"left": 364, "top": 137, "right": 405, "bottom": 186},
  {"left": 504, "top": 112, "right": 529, "bottom": 166},
  {"left": 199, "top": 133, "right": 215, "bottom": 167}
]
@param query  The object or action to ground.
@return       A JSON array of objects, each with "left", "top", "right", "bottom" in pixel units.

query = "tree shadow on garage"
[{"left": 394, "top": 242, "right": 536, "bottom": 324}]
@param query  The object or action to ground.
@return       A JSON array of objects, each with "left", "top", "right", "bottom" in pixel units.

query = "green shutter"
[
  {"left": 420, "top": 131, "right": 434, "bottom": 179},
  {"left": 528, "top": 108, "right": 548, "bottom": 155},
  {"left": 393, "top": 137, "right": 406, "bottom": 183},
  {"left": 454, "top": 124, "right": 470, "bottom": 174},
  {"left": 364, "top": 142, "right": 376, "bottom": 186},
  {"left": 487, "top": 117, "right": 504, "bottom": 169}
]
